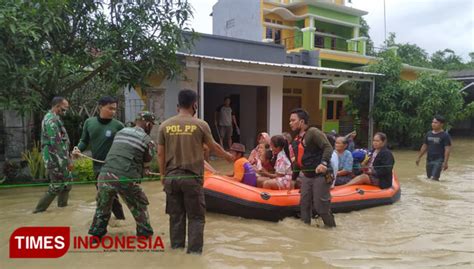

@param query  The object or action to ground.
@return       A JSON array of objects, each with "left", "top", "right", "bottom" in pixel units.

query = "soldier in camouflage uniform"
[
  {"left": 34, "top": 97, "right": 73, "bottom": 213},
  {"left": 88, "top": 111, "right": 157, "bottom": 238}
]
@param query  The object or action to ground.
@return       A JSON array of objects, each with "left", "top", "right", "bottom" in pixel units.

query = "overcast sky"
[{"left": 188, "top": 0, "right": 473, "bottom": 61}]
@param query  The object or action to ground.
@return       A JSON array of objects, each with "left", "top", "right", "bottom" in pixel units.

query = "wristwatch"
[{"left": 321, "top": 161, "right": 328, "bottom": 166}]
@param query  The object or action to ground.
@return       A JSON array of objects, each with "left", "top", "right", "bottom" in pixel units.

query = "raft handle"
[
  {"left": 356, "top": 188, "right": 365, "bottom": 195},
  {"left": 260, "top": 192, "right": 271, "bottom": 200}
]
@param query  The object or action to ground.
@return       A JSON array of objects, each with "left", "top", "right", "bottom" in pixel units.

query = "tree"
[
  {"left": 359, "top": 17, "right": 375, "bottom": 56},
  {"left": 384, "top": 32, "right": 432, "bottom": 67},
  {"left": 0, "top": 0, "right": 194, "bottom": 114},
  {"left": 431, "top": 49, "right": 467, "bottom": 70},
  {"left": 361, "top": 50, "right": 474, "bottom": 148}
]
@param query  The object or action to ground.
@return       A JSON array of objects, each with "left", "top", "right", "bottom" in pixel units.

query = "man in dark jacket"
[{"left": 289, "top": 108, "right": 336, "bottom": 227}]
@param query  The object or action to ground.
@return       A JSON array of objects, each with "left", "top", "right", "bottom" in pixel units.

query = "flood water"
[{"left": 1, "top": 139, "right": 473, "bottom": 268}]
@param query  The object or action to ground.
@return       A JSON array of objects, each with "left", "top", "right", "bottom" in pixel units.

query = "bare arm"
[
  {"left": 443, "top": 146, "right": 451, "bottom": 170},
  {"left": 158, "top": 144, "right": 166, "bottom": 184},
  {"left": 214, "top": 111, "right": 219, "bottom": 125},
  {"left": 206, "top": 141, "right": 233, "bottom": 162},
  {"left": 232, "top": 115, "right": 239, "bottom": 129},
  {"left": 416, "top": 144, "right": 428, "bottom": 166}
]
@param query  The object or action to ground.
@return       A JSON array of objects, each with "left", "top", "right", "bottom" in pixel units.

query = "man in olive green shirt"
[
  {"left": 73, "top": 96, "right": 125, "bottom": 219},
  {"left": 158, "top": 89, "right": 233, "bottom": 254}
]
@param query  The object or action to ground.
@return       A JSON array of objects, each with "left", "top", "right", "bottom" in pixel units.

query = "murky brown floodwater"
[{"left": 1, "top": 139, "right": 473, "bottom": 268}]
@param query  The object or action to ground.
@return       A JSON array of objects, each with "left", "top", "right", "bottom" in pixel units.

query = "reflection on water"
[{"left": 1, "top": 139, "right": 473, "bottom": 268}]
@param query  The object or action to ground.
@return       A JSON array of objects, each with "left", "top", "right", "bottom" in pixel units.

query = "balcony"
[{"left": 282, "top": 32, "right": 366, "bottom": 55}]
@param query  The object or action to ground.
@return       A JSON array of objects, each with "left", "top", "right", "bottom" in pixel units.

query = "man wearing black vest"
[{"left": 289, "top": 108, "right": 336, "bottom": 227}]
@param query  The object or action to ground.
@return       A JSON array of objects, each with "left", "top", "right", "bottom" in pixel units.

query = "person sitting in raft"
[
  {"left": 282, "top": 132, "right": 295, "bottom": 162},
  {"left": 257, "top": 135, "right": 293, "bottom": 190},
  {"left": 334, "top": 136, "right": 354, "bottom": 186},
  {"left": 352, "top": 149, "right": 368, "bottom": 176},
  {"left": 261, "top": 149, "right": 275, "bottom": 173},
  {"left": 248, "top": 132, "right": 270, "bottom": 165},
  {"left": 228, "top": 143, "right": 257, "bottom": 187},
  {"left": 344, "top": 130, "right": 357, "bottom": 152},
  {"left": 253, "top": 143, "right": 267, "bottom": 170},
  {"left": 257, "top": 149, "right": 275, "bottom": 176},
  {"left": 343, "top": 132, "right": 394, "bottom": 189}
]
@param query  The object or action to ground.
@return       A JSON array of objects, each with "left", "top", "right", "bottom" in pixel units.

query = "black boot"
[
  {"left": 57, "top": 190, "right": 70, "bottom": 207},
  {"left": 320, "top": 213, "right": 336, "bottom": 227},
  {"left": 33, "top": 192, "right": 56, "bottom": 213}
]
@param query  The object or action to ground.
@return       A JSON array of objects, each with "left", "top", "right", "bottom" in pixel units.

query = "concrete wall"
[
  {"left": 212, "top": 0, "right": 263, "bottom": 42},
  {"left": 2, "top": 110, "right": 33, "bottom": 159},
  {"left": 181, "top": 32, "right": 286, "bottom": 64},
  {"left": 283, "top": 77, "right": 322, "bottom": 127}
]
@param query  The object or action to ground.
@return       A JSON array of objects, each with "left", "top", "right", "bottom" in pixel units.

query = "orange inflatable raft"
[{"left": 203, "top": 171, "right": 401, "bottom": 221}]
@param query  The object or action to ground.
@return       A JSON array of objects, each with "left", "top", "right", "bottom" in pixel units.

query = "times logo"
[
  {"left": 9, "top": 226, "right": 165, "bottom": 258},
  {"left": 10, "top": 227, "right": 70, "bottom": 258}
]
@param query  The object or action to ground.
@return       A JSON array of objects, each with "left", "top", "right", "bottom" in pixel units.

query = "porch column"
[{"left": 198, "top": 60, "right": 204, "bottom": 119}]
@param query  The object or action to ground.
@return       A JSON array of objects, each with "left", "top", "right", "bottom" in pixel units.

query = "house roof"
[
  {"left": 264, "top": 0, "right": 368, "bottom": 17},
  {"left": 179, "top": 52, "right": 382, "bottom": 82},
  {"left": 448, "top": 70, "right": 474, "bottom": 79}
]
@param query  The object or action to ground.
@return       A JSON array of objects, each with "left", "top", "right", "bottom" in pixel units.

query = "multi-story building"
[{"left": 212, "top": 0, "right": 428, "bottom": 134}]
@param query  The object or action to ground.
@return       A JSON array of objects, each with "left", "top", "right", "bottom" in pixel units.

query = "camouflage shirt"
[{"left": 41, "top": 110, "right": 71, "bottom": 170}]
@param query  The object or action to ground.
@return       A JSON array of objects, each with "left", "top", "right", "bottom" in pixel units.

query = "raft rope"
[
  {"left": 75, "top": 152, "right": 105, "bottom": 164},
  {"left": 0, "top": 154, "right": 395, "bottom": 190}
]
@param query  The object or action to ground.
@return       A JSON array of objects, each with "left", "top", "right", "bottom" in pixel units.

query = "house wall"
[
  {"left": 283, "top": 77, "right": 322, "bottom": 127},
  {"left": 307, "top": 6, "right": 360, "bottom": 25},
  {"left": 212, "top": 0, "right": 263, "bottom": 42}
]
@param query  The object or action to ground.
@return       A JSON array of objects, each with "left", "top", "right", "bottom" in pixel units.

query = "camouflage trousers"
[
  {"left": 34, "top": 167, "right": 72, "bottom": 213},
  {"left": 88, "top": 172, "right": 154, "bottom": 238}
]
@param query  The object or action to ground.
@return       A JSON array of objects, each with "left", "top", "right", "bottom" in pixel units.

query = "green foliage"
[
  {"left": 73, "top": 157, "right": 95, "bottom": 182},
  {"left": 1, "top": 159, "right": 33, "bottom": 184},
  {"left": 381, "top": 33, "right": 474, "bottom": 71},
  {"left": 430, "top": 49, "right": 471, "bottom": 71},
  {"left": 359, "top": 17, "right": 375, "bottom": 56},
  {"left": 150, "top": 154, "right": 160, "bottom": 174},
  {"left": 21, "top": 141, "right": 46, "bottom": 180},
  {"left": 0, "top": 0, "right": 195, "bottom": 113},
  {"left": 361, "top": 51, "right": 474, "bottom": 147}
]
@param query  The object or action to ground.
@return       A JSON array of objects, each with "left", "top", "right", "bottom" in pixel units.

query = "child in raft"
[
  {"left": 227, "top": 143, "right": 257, "bottom": 187},
  {"left": 257, "top": 135, "right": 293, "bottom": 190},
  {"left": 253, "top": 143, "right": 274, "bottom": 173},
  {"left": 248, "top": 132, "right": 271, "bottom": 165}
]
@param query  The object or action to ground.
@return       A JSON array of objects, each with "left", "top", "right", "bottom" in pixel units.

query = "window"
[
  {"left": 226, "top": 19, "right": 235, "bottom": 29},
  {"left": 274, "top": 29, "right": 281, "bottom": 44},
  {"left": 336, "top": 100, "right": 343, "bottom": 119},
  {"left": 326, "top": 100, "right": 334, "bottom": 120},
  {"left": 264, "top": 18, "right": 283, "bottom": 44},
  {"left": 283, "top": 88, "right": 303, "bottom": 95},
  {"left": 266, "top": 27, "right": 273, "bottom": 39},
  {"left": 331, "top": 37, "right": 337, "bottom": 50},
  {"left": 326, "top": 99, "right": 344, "bottom": 120},
  {"left": 315, "top": 36, "right": 324, "bottom": 48}
]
